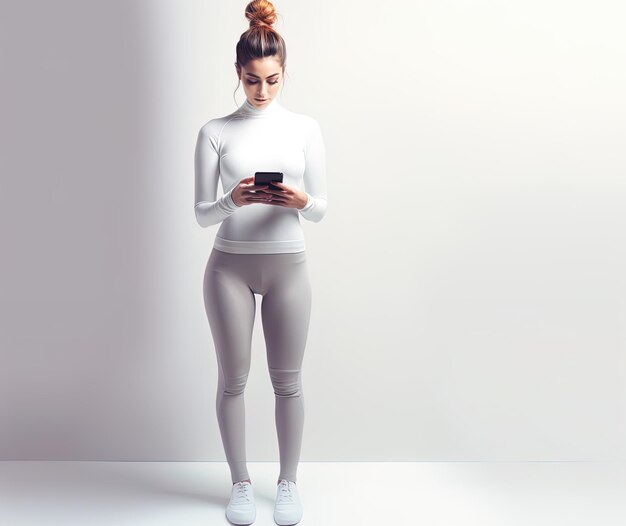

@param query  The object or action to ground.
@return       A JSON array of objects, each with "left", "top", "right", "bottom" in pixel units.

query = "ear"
[{"left": 235, "top": 63, "right": 241, "bottom": 79}]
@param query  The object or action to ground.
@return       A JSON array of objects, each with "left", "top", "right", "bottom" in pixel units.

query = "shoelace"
[
  {"left": 277, "top": 480, "right": 296, "bottom": 504},
  {"left": 232, "top": 481, "right": 252, "bottom": 503}
]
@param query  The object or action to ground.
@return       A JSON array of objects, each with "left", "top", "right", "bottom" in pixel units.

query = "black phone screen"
[{"left": 254, "top": 171, "right": 283, "bottom": 188}]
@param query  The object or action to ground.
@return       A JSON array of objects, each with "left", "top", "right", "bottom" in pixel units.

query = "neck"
[{"left": 239, "top": 97, "right": 281, "bottom": 117}]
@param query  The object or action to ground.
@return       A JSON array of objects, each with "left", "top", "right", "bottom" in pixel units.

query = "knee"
[
  {"left": 223, "top": 372, "right": 249, "bottom": 396},
  {"left": 269, "top": 368, "right": 301, "bottom": 397}
]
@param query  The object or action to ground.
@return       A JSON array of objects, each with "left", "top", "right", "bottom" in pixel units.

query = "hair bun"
[{"left": 245, "top": 0, "right": 277, "bottom": 29}]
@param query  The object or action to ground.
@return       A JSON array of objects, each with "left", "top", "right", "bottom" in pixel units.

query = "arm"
[
  {"left": 194, "top": 125, "right": 240, "bottom": 228},
  {"left": 298, "top": 118, "right": 328, "bottom": 223}
]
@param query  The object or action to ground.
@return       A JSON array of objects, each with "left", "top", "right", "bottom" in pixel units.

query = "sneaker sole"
[
  {"left": 273, "top": 506, "right": 303, "bottom": 526},
  {"left": 226, "top": 506, "right": 256, "bottom": 525}
]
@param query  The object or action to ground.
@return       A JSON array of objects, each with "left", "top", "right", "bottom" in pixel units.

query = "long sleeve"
[
  {"left": 194, "top": 125, "right": 240, "bottom": 228},
  {"left": 298, "top": 118, "right": 328, "bottom": 223}
]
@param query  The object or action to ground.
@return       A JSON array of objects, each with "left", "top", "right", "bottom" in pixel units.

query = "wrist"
[
  {"left": 227, "top": 189, "right": 241, "bottom": 208},
  {"left": 298, "top": 192, "right": 311, "bottom": 210}
]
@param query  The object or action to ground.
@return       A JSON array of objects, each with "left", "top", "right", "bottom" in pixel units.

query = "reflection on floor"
[{"left": 0, "top": 461, "right": 625, "bottom": 525}]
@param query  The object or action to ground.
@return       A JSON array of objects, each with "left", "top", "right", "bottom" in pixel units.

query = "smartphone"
[{"left": 254, "top": 171, "right": 283, "bottom": 190}]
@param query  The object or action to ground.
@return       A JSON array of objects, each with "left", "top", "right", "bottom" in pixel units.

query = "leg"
[
  {"left": 260, "top": 252, "right": 312, "bottom": 484},
  {"left": 204, "top": 249, "right": 257, "bottom": 484}
]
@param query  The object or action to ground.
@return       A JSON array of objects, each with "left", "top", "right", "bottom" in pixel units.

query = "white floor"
[{"left": 0, "top": 461, "right": 625, "bottom": 526}]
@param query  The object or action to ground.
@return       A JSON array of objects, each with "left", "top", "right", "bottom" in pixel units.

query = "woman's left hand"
[{"left": 258, "top": 181, "right": 307, "bottom": 210}]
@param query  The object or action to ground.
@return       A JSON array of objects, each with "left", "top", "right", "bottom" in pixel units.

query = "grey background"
[{"left": 0, "top": 0, "right": 624, "bottom": 461}]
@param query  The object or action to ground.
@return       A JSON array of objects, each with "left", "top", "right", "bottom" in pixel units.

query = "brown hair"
[{"left": 234, "top": 1, "right": 287, "bottom": 102}]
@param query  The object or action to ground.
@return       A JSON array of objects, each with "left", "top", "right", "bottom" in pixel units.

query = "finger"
[
  {"left": 265, "top": 190, "right": 287, "bottom": 198},
  {"left": 243, "top": 188, "right": 270, "bottom": 196},
  {"left": 246, "top": 194, "right": 274, "bottom": 202},
  {"left": 263, "top": 186, "right": 287, "bottom": 194},
  {"left": 264, "top": 195, "right": 288, "bottom": 204}
]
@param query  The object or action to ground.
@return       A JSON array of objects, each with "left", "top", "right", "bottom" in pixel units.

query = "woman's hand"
[
  {"left": 258, "top": 181, "right": 308, "bottom": 210},
  {"left": 231, "top": 177, "right": 307, "bottom": 209},
  {"left": 231, "top": 176, "right": 271, "bottom": 207}
]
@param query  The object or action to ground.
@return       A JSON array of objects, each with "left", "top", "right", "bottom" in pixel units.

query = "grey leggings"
[{"left": 203, "top": 247, "right": 312, "bottom": 484}]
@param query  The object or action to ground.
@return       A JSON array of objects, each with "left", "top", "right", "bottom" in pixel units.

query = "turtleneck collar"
[{"left": 238, "top": 97, "right": 282, "bottom": 118}]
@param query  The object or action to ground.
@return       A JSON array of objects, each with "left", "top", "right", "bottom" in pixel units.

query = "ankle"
[{"left": 235, "top": 478, "right": 251, "bottom": 485}]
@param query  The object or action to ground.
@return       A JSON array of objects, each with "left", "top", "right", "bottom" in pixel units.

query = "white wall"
[{"left": 0, "top": 0, "right": 624, "bottom": 461}]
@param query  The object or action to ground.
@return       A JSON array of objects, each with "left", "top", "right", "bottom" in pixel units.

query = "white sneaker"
[
  {"left": 273, "top": 479, "right": 303, "bottom": 526},
  {"left": 226, "top": 481, "right": 256, "bottom": 525}
]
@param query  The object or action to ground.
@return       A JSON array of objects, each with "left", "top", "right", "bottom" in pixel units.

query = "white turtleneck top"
[{"left": 194, "top": 97, "right": 328, "bottom": 254}]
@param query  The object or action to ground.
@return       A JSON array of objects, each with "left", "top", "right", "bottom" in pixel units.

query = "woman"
[{"left": 194, "top": 1, "right": 327, "bottom": 524}]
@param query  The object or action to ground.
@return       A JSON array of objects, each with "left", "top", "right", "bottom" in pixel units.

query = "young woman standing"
[{"left": 194, "top": 2, "right": 327, "bottom": 524}]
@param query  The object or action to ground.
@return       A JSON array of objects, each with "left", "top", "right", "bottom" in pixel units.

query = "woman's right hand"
[{"left": 231, "top": 176, "right": 271, "bottom": 207}]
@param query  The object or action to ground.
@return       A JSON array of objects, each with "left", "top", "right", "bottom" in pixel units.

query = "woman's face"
[{"left": 236, "top": 57, "right": 283, "bottom": 109}]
